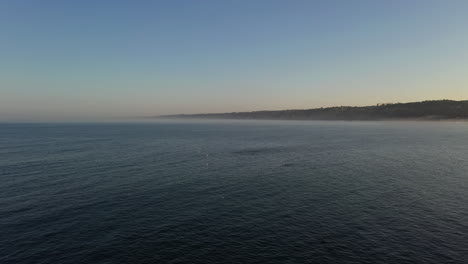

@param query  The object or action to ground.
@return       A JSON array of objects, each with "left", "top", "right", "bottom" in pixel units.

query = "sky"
[{"left": 1, "top": 0, "right": 468, "bottom": 121}]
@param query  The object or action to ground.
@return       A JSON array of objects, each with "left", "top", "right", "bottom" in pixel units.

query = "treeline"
[{"left": 159, "top": 100, "right": 468, "bottom": 121}]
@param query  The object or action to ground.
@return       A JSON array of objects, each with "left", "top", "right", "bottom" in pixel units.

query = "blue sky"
[{"left": 1, "top": 0, "right": 468, "bottom": 121}]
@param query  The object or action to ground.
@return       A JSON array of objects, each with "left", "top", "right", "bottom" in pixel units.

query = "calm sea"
[{"left": 1, "top": 121, "right": 468, "bottom": 263}]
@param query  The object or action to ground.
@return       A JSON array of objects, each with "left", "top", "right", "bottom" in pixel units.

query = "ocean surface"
[{"left": 1, "top": 120, "right": 468, "bottom": 264}]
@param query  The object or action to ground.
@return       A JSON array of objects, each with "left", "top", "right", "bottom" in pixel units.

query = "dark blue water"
[{"left": 1, "top": 121, "right": 468, "bottom": 264}]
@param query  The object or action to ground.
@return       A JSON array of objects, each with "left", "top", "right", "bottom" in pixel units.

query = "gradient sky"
[{"left": 1, "top": 0, "right": 468, "bottom": 121}]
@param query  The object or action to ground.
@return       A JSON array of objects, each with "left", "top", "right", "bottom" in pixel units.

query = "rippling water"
[{"left": 1, "top": 121, "right": 468, "bottom": 263}]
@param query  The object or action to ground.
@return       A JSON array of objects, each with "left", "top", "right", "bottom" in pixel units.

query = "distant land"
[{"left": 156, "top": 100, "right": 468, "bottom": 121}]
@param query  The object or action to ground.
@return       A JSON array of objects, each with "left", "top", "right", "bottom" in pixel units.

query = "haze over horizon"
[{"left": 2, "top": 0, "right": 468, "bottom": 121}]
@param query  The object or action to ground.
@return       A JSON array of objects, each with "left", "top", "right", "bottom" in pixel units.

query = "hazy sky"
[{"left": 1, "top": 0, "right": 468, "bottom": 121}]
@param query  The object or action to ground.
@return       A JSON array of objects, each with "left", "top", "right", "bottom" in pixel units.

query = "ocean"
[{"left": 1, "top": 120, "right": 468, "bottom": 263}]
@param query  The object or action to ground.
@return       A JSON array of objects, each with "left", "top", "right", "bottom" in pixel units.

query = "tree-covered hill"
[{"left": 158, "top": 100, "right": 468, "bottom": 121}]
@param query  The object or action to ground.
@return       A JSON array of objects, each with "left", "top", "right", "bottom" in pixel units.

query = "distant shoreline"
[{"left": 154, "top": 100, "right": 468, "bottom": 122}]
